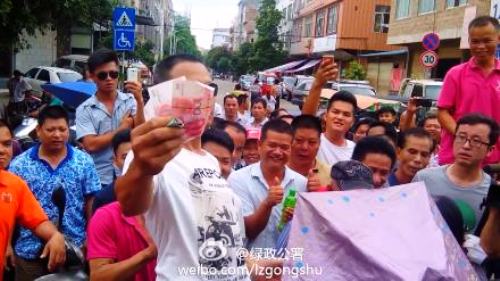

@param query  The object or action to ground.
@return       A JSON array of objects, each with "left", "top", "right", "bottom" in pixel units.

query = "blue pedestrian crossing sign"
[{"left": 113, "top": 7, "right": 135, "bottom": 51}]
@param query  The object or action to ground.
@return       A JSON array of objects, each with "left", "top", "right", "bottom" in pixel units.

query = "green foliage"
[
  {"left": 205, "top": 46, "right": 233, "bottom": 73},
  {"left": 343, "top": 60, "right": 367, "bottom": 80},
  {"left": 216, "top": 57, "right": 232, "bottom": 73},
  {"left": 247, "top": 0, "right": 286, "bottom": 72},
  {"left": 232, "top": 42, "right": 255, "bottom": 77},
  {"left": 130, "top": 40, "right": 155, "bottom": 67},
  {"left": 164, "top": 15, "right": 201, "bottom": 59},
  {"left": 0, "top": 0, "right": 113, "bottom": 52}
]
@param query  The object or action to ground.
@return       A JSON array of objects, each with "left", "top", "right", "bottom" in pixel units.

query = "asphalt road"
[{"left": 213, "top": 79, "right": 301, "bottom": 116}]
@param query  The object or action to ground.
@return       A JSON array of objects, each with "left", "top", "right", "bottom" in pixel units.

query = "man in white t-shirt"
[
  {"left": 301, "top": 60, "right": 356, "bottom": 165},
  {"left": 316, "top": 90, "right": 357, "bottom": 165},
  {"left": 116, "top": 54, "right": 250, "bottom": 281}
]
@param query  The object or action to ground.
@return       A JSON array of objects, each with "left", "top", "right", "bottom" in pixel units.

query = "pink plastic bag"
[{"left": 283, "top": 182, "right": 480, "bottom": 280}]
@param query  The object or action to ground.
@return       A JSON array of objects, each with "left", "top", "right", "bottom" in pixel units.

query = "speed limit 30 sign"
[{"left": 420, "top": 50, "right": 439, "bottom": 68}]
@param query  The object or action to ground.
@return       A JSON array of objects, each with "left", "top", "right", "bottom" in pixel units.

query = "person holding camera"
[{"left": 76, "top": 49, "right": 145, "bottom": 187}]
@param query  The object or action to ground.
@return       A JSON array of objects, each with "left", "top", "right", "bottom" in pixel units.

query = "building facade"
[
  {"left": 388, "top": 0, "right": 490, "bottom": 79},
  {"left": 212, "top": 28, "right": 232, "bottom": 49},
  {"left": 289, "top": 0, "right": 402, "bottom": 94},
  {"left": 135, "top": 0, "right": 174, "bottom": 61},
  {"left": 231, "top": 0, "right": 260, "bottom": 51},
  {"left": 277, "top": 0, "right": 295, "bottom": 51}
]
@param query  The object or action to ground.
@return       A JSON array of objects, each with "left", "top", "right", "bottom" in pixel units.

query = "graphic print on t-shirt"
[{"left": 188, "top": 167, "right": 248, "bottom": 280}]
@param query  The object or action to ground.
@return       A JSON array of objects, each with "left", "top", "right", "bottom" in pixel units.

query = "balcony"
[
  {"left": 312, "top": 35, "right": 336, "bottom": 53},
  {"left": 290, "top": 38, "right": 313, "bottom": 55}
]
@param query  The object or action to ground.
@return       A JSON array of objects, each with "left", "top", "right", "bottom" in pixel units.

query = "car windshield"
[
  {"left": 242, "top": 75, "right": 254, "bottom": 82},
  {"left": 304, "top": 81, "right": 313, "bottom": 91},
  {"left": 425, "top": 85, "right": 442, "bottom": 100},
  {"left": 57, "top": 72, "right": 82, "bottom": 82},
  {"left": 340, "top": 86, "right": 376, "bottom": 96}
]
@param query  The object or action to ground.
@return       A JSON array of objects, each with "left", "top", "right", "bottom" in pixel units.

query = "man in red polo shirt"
[
  {"left": 0, "top": 120, "right": 65, "bottom": 277},
  {"left": 437, "top": 15, "right": 500, "bottom": 165}
]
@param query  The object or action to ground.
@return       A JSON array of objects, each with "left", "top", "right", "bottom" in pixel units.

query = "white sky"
[{"left": 172, "top": 0, "right": 239, "bottom": 50}]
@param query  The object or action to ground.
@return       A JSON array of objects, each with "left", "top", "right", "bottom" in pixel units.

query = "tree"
[
  {"left": 0, "top": 0, "right": 113, "bottom": 54},
  {"left": 205, "top": 46, "right": 234, "bottom": 73},
  {"left": 232, "top": 42, "right": 254, "bottom": 77},
  {"left": 164, "top": 15, "right": 201, "bottom": 58},
  {"left": 130, "top": 40, "right": 155, "bottom": 67},
  {"left": 216, "top": 57, "right": 232, "bottom": 73},
  {"left": 52, "top": 0, "right": 114, "bottom": 56},
  {"left": 248, "top": 0, "right": 286, "bottom": 72},
  {"left": 343, "top": 60, "right": 367, "bottom": 80}
]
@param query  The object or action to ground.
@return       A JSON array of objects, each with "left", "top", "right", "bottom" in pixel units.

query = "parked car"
[
  {"left": 53, "top": 54, "right": 89, "bottom": 74},
  {"left": 239, "top": 74, "right": 256, "bottom": 90},
  {"left": 291, "top": 80, "right": 334, "bottom": 108},
  {"left": 331, "top": 81, "right": 377, "bottom": 97},
  {"left": 24, "top": 66, "right": 83, "bottom": 97},
  {"left": 399, "top": 79, "right": 443, "bottom": 101},
  {"left": 282, "top": 76, "right": 297, "bottom": 99},
  {"left": 286, "top": 75, "right": 313, "bottom": 101}
]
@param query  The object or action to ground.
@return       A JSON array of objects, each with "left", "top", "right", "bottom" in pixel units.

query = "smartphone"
[
  {"left": 127, "top": 67, "right": 139, "bottom": 82},
  {"left": 414, "top": 98, "right": 433, "bottom": 108},
  {"left": 322, "top": 55, "right": 334, "bottom": 65}
]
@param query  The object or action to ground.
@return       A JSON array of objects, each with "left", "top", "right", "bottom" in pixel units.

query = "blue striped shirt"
[{"left": 76, "top": 91, "right": 136, "bottom": 184}]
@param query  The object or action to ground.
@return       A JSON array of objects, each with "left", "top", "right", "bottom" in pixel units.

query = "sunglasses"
[{"left": 96, "top": 71, "right": 119, "bottom": 81}]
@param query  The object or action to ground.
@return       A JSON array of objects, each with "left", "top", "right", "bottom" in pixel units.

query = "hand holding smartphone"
[{"left": 127, "top": 67, "right": 139, "bottom": 82}]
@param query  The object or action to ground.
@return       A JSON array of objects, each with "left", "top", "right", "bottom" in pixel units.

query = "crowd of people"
[{"left": 0, "top": 15, "right": 500, "bottom": 281}]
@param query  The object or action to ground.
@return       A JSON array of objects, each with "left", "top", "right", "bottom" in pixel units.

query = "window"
[
  {"left": 37, "top": 70, "right": 50, "bottom": 82},
  {"left": 374, "top": 5, "right": 390, "bottom": 33},
  {"left": 419, "top": 0, "right": 436, "bottom": 14},
  {"left": 315, "top": 9, "right": 325, "bottom": 37},
  {"left": 293, "top": 20, "right": 302, "bottom": 42},
  {"left": 447, "top": 0, "right": 467, "bottom": 8},
  {"left": 25, "top": 68, "right": 39, "bottom": 78},
  {"left": 326, "top": 5, "right": 338, "bottom": 34},
  {"left": 57, "top": 72, "right": 82, "bottom": 82},
  {"left": 288, "top": 4, "right": 293, "bottom": 20},
  {"left": 55, "top": 58, "right": 71, "bottom": 69},
  {"left": 396, "top": 0, "right": 410, "bottom": 19},
  {"left": 304, "top": 15, "right": 313, "bottom": 38}
]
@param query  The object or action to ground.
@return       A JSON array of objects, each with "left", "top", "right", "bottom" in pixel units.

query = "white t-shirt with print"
[
  {"left": 124, "top": 148, "right": 250, "bottom": 281},
  {"left": 317, "top": 133, "right": 355, "bottom": 165}
]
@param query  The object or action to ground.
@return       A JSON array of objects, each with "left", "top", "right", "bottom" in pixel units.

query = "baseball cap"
[
  {"left": 246, "top": 128, "right": 261, "bottom": 140},
  {"left": 330, "top": 160, "right": 374, "bottom": 191}
]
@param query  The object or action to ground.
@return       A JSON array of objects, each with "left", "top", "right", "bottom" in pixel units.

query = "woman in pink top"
[{"left": 437, "top": 16, "right": 500, "bottom": 165}]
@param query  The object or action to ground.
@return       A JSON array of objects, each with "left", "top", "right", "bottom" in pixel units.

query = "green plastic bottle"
[{"left": 277, "top": 189, "right": 297, "bottom": 232}]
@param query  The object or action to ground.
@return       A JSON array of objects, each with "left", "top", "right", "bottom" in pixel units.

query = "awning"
[
  {"left": 358, "top": 49, "right": 408, "bottom": 58},
  {"left": 285, "top": 59, "right": 321, "bottom": 73},
  {"left": 263, "top": 59, "right": 307, "bottom": 73}
]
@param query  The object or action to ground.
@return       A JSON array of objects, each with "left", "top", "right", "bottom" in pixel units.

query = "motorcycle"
[{"left": 34, "top": 185, "right": 88, "bottom": 281}]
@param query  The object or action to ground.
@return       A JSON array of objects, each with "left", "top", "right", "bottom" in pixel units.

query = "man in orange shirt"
[{"left": 0, "top": 119, "right": 66, "bottom": 278}]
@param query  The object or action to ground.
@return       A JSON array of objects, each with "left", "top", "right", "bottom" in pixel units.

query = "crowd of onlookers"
[{"left": 1, "top": 15, "right": 500, "bottom": 281}]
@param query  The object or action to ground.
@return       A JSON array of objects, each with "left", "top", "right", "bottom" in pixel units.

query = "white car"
[
  {"left": 399, "top": 79, "right": 443, "bottom": 101},
  {"left": 24, "top": 66, "right": 83, "bottom": 97}
]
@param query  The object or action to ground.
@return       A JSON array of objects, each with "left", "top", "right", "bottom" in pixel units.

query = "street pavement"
[{"left": 214, "top": 79, "right": 301, "bottom": 116}]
